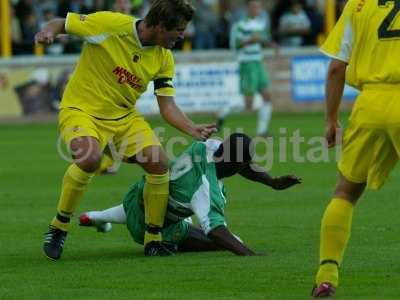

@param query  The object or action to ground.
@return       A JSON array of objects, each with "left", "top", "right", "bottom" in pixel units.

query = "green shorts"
[
  {"left": 122, "top": 181, "right": 189, "bottom": 245},
  {"left": 239, "top": 61, "right": 270, "bottom": 96}
]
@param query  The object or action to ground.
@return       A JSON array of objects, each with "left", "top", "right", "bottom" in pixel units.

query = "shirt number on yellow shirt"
[{"left": 378, "top": 0, "right": 400, "bottom": 39}]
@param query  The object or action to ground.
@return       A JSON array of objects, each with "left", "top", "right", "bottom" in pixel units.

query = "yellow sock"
[
  {"left": 51, "top": 164, "right": 94, "bottom": 232},
  {"left": 143, "top": 172, "right": 169, "bottom": 245},
  {"left": 316, "top": 197, "right": 354, "bottom": 287}
]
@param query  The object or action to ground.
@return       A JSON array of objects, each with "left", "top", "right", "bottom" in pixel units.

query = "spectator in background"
[
  {"left": 56, "top": 1, "right": 91, "bottom": 53},
  {"left": 13, "top": 0, "right": 38, "bottom": 54},
  {"left": 57, "top": 0, "right": 91, "bottom": 18},
  {"left": 20, "top": 11, "right": 39, "bottom": 53},
  {"left": 14, "top": 0, "right": 34, "bottom": 22},
  {"left": 215, "top": 0, "right": 234, "bottom": 49},
  {"left": 11, "top": 6, "right": 25, "bottom": 54},
  {"left": 192, "top": 0, "right": 219, "bottom": 50},
  {"left": 112, "top": 0, "right": 133, "bottom": 14},
  {"left": 40, "top": 9, "right": 66, "bottom": 55},
  {"left": 40, "top": 9, "right": 56, "bottom": 29},
  {"left": 278, "top": 0, "right": 311, "bottom": 47},
  {"left": 35, "top": 0, "right": 58, "bottom": 20},
  {"left": 302, "top": 0, "right": 324, "bottom": 45},
  {"left": 93, "top": 0, "right": 106, "bottom": 12}
]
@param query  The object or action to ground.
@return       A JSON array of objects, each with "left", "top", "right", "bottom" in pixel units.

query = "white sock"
[
  {"left": 257, "top": 102, "right": 272, "bottom": 135},
  {"left": 87, "top": 204, "right": 127, "bottom": 224}
]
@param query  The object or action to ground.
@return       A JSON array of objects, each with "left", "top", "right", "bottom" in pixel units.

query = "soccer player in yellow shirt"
[
  {"left": 35, "top": 0, "right": 217, "bottom": 260},
  {"left": 312, "top": 0, "right": 400, "bottom": 297}
]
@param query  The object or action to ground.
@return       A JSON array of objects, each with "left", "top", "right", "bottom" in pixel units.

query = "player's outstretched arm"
[
  {"left": 207, "top": 226, "right": 256, "bottom": 256},
  {"left": 239, "top": 163, "right": 302, "bottom": 190},
  {"left": 157, "top": 95, "right": 217, "bottom": 140},
  {"left": 35, "top": 18, "right": 66, "bottom": 45}
]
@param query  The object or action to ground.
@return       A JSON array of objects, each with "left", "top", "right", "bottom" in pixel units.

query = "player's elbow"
[
  {"left": 207, "top": 225, "right": 226, "bottom": 240},
  {"left": 327, "top": 59, "right": 347, "bottom": 78}
]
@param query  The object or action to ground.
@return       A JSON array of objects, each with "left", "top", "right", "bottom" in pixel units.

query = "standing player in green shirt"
[
  {"left": 218, "top": 0, "right": 277, "bottom": 137},
  {"left": 79, "top": 133, "right": 301, "bottom": 255}
]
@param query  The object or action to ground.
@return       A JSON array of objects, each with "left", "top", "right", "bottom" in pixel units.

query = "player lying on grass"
[{"left": 80, "top": 133, "right": 301, "bottom": 255}]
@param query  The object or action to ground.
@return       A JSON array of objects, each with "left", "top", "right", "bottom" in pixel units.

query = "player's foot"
[
  {"left": 79, "top": 213, "right": 112, "bottom": 233},
  {"left": 43, "top": 226, "right": 67, "bottom": 261},
  {"left": 311, "top": 282, "right": 336, "bottom": 298},
  {"left": 144, "top": 241, "right": 175, "bottom": 256}
]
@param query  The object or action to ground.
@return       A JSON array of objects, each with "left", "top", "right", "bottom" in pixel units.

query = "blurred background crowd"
[{"left": 10, "top": 0, "right": 347, "bottom": 55}]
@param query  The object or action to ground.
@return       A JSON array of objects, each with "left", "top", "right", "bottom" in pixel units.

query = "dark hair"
[
  {"left": 214, "top": 133, "right": 254, "bottom": 163},
  {"left": 145, "top": 0, "right": 194, "bottom": 30}
]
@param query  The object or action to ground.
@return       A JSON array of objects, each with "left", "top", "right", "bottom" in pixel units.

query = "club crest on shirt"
[
  {"left": 80, "top": 14, "right": 87, "bottom": 21},
  {"left": 132, "top": 53, "right": 141, "bottom": 63}
]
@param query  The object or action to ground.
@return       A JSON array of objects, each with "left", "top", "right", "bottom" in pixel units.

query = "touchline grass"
[{"left": 1, "top": 112, "right": 400, "bottom": 300}]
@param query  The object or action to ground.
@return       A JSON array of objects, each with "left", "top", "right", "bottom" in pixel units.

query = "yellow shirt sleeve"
[
  {"left": 65, "top": 11, "right": 133, "bottom": 43},
  {"left": 153, "top": 50, "right": 176, "bottom": 96},
  {"left": 320, "top": 0, "right": 358, "bottom": 62}
]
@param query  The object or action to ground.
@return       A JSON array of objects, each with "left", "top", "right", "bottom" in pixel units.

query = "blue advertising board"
[{"left": 291, "top": 55, "right": 358, "bottom": 102}]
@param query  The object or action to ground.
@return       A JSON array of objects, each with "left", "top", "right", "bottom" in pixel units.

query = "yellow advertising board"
[{"left": 0, "top": 65, "right": 73, "bottom": 117}]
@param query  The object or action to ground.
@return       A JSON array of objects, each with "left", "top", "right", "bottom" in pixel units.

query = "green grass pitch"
[{"left": 1, "top": 112, "right": 400, "bottom": 299}]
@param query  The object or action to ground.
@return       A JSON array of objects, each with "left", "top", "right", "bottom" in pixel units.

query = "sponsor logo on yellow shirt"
[{"left": 112, "top": 66, "right": 142, "bottom": 90}]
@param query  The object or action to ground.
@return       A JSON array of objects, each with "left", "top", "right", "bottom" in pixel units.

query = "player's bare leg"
[
  {"left": 128, "top": 145, "right": 172, "bottom": 256},
  {"left": 44, "top": 136, "right": 102, "bottom": 261},
  {"left": 244, "top": 94, "right": 254, "bottom": 112},
  {"left": 313, "top": 173, "right": 365, "bottom": 298},
  {"left": 257, "top": 88, "right": 273, "bottom": 137}
]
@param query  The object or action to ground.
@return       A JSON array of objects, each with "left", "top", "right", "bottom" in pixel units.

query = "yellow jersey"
[
  {"left": 321, "top": 0, "right": 400, "bottom": 90},
  {"left": 61, "top": 12, "right": 175, "bottom": 119}
]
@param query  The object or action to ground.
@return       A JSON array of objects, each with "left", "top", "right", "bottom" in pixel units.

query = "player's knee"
[
  {"left": 333, "top": 175, "right": 366, "bottom": 204},
  {"left": 261, "top": 91, "right": 271, "bottom": 101},
  {"left": 75, "top": 153, "right": 102, "bottom": 173},
  {"left": 144, "top": 147, "right": 169, "bottom": 174},
  {"left": 149, "top": 159, "right": 168, "bottom": 175}
]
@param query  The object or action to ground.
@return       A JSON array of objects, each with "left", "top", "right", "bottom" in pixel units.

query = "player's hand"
[
  {"left": 191, "top": 124, "right": 218, "bottom": 141},
  {"left": 270, "top": 175, "right": 302, "bottom": 190},
  {"left": 35, "top": 30, "right": 55, "bottom": 45},
  {"left": 325, "top": 120, "right": 341, "bottom": 148}
]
